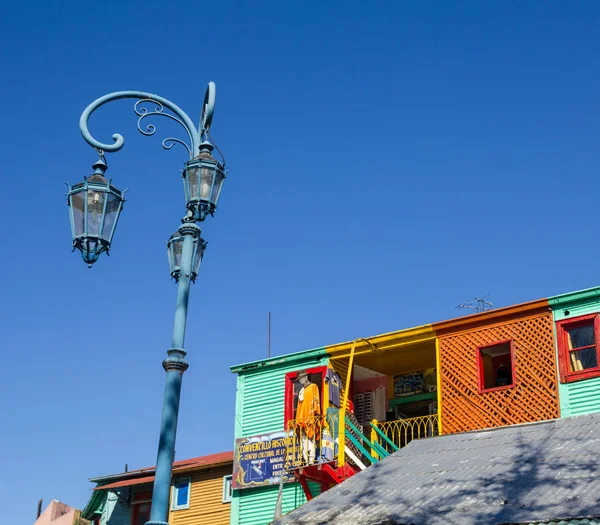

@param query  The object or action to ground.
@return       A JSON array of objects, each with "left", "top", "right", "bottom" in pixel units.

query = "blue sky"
[{"left": 1, "top": 1, "right": 599, "bottom": 523}]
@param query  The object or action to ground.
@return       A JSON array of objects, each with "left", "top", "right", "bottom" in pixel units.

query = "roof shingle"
[{"left": 272, "top": 415, "right": 600, "bottom": 525}]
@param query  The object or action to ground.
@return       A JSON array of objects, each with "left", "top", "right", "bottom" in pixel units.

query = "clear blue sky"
[{"left": 1, "top": 2, "right": 599, "bottom": 523}]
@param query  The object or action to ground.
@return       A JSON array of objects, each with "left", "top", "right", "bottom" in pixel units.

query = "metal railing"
[
  {"left": 285, "top": 411, "right": 339, "bottom": 469},
  {"left": 370, "top": 414, "right": 439, "bottom": 456}
]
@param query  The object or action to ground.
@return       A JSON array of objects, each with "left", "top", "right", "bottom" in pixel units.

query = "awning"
[{"left": 95, "top": 475, "right": 154, "bottom": 490}]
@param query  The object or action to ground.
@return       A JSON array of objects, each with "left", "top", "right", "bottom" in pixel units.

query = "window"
[
  {"left": 477, "top": 340, "right": 515, "bottom": 392},
  {"left": 131, "top": 502, "right": 151, "bottom": 525},
  {"left": 557, "top": 314, "right": 600, "bottom": 383},
  {"left": 284, "top": 366, "right": 327, "bottom": 426},
  {"left": 171, "top": 477, "right": 191, "bottom": 510},
  {"left": 222, "top": 475, "right": 232, "bottom": 503}
]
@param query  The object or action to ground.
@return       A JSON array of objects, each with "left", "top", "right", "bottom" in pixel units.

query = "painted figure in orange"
[{"left": 295, "top": 371, "right": 321, "bottom": 464}]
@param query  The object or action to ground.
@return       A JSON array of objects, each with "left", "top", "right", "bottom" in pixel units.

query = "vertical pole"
[
  {"left": 338, "top": 340, "right": 357, "bottom": 467},
  {"left": 268, "top": 312, "right": 271, "bottom": 358},
  {"left": 147, "top": 222, "right": 198, "bottom": 525},
  {"left": 435, "top": 338, "right": 443, "bottom": 435}
]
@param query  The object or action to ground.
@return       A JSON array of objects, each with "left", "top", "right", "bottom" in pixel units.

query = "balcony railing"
[
  {"left": 370, "top": 414, "right": 439, "bottom": 457},
  {"left": 285, "top": 411, "right": 339, "bottom": 470},
  {"left": 286, "top": 411, "right": 440, "bottom": 471}
]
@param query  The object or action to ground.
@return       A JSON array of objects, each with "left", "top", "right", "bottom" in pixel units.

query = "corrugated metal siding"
[
  {"left": 237, "top": 355, "right": 329, "bottom": 438},
  {"left": 561, "top": 376, "right": 600, "bottom": 417},
  {"left": 238, "top": 482, "right": 320, "bottom": 525},
  {"left": 550, "top": 293, "right": 600, "bottom": 418},
  {"left": 170, "top": 465, "right": 231, "bottom": 525},
  {"left": 104, "top": 490, "right": 130, "bottom": 525},
  {"left": 233, "top": 353, "right": 327, "bottom": 525}
]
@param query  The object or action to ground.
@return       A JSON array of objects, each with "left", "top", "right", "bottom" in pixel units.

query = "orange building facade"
[{"left": 434, "top": 299, "right": 560, "bottom": 433}]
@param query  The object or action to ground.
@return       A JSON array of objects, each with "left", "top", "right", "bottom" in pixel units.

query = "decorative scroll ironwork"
[
  {"left": 78, "top": 83, "right": 216, "bottom": 160},
  {"left": 134, "top": 99, "right": 194, "bottom": 157}
]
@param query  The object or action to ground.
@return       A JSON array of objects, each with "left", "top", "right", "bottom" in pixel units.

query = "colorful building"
[
  {"left": 229, "top": 288, "right": 600, "bottom": 524},
  {"left": 34, "top": 500, "right": 89, "bottom": 525},
  {"left": 82, "top": 451, "right": 233, "bottom": 525},
  {"left": 549, "top": 286, "right": 600, "bottom": 417},
  {"left": 230, "top": 349, "right": 328, "bottom": 525}
]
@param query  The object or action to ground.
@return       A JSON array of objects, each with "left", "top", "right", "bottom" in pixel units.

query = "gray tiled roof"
[{"left": 272, "top": 414, "right": 600, "bottom": 525}]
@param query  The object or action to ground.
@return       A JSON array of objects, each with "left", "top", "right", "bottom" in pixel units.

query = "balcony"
[{"left": 285, "top": 412, "right": 440, "bottom": 497}]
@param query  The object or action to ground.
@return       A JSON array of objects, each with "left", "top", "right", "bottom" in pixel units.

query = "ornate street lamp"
[
  {"left": 167, "top": 223, "right": 207, "bottom": 282},
  {"left": 68, "top": 83, "right": 227, "bottom": 525},
  {"left": 67, "top": 157, "right": 126, "bottom": 267},
  {"left": 182, "top": 142, "right": 226, "bottom": 221}
]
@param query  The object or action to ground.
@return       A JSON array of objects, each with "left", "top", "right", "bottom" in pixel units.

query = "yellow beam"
[
  {"left": 435, "top": 338, "right": 443, "bottom": 435},
  {"left": 338, "top": 339, "right": 358, "bottom": 467}
]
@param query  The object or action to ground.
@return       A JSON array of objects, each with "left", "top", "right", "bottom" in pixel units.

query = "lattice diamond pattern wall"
[{"left": 439, "top": 313, "right": 559, "bottom": 434}]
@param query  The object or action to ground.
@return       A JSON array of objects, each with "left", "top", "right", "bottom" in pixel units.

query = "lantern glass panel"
[
  {"left": 102, "top": 192, "right": 120, "bottom": 240},
  {"left": 200, "top": 165, "right": 214, "bottom": 201},
  {"left": 211, "top": 168, "right": 224, "bottom": 205},
  {"left": 187, "top": 166, "right": 199, "bottom": 201},
  {"left": 71, "top": 191, "right": 85, "bottom": 237},
  {"left": 193, "top": 242, "right": 204, "bottom": 275},
  {"left": 87, "top": 189, "right": 106, "bottom": 236},
  {"left": 172, "top": 237, "right": 183, "bottom": 269}
]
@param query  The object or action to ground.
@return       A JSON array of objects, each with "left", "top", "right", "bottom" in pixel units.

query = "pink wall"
[
  {"left": 354, "top": 376, "right": 387, "bottom": 397},
  {"left": 34, "top": 500, "right": 82, "bottom": 525}
]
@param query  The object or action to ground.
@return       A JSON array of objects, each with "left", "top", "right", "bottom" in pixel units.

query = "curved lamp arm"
[{"left": 79, "top": 83, "right": 216, "bottom": 159}]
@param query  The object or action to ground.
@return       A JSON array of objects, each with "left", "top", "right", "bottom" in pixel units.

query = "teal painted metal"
[
  {"left": 237, "top": 482, "right": 320, "bottom": 525},
  {"left": 167, "top": 226, "right": 207, "bottom": 282},
  {"left": 233, "top": 350, "right": 328, "bottom": 437},
  {"left": 66, "top": 156, "right": 127, "bottom": 266},
  {"left": 72, "top": 84, "right": 227, "bottom": 525},
  {"left": 344, "top": 417, "right": 379, "bottom": 464},
  {"left": 550, "top": 286, "right": 600, "bottom": 417},
  {"left": 231, "top": 349, "right": 328, "bottom": 525},
  {"left": 72, "top": 83, "right": 225, "bottom": 267},
  {"left": 370, "top": 422, "right": 399, "bottom": 452}
]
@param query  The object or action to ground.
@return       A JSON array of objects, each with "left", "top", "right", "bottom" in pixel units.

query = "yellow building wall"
[{"left": 169, "top": 465, "right": 232, "bottom": 525}]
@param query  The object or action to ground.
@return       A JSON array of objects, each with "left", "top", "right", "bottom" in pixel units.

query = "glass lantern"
[
  {"left": 167, "top": 225, "right": 207, "bottom": 282},
  {"left": 182, "top": 141, "right": 226, "bottom": 221},
  {"left": 67, "top": 158, "right": 126, "bottom": 267}
]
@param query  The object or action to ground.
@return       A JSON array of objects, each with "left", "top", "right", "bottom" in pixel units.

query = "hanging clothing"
[
  {"left": 325, "top": 369, "right": 341, "bottom": 407},
  {"left": 374, "top": 386, "right": 387, "bottom": 422},
  {"left": 296, "top": 383, "right": 321, "bottom": 439}
]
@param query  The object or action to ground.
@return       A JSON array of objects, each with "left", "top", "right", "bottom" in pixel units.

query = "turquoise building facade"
[
  {"left": 230, "top": 348, "right": 328, "bottom": 525},
  {"left": 550, "top": 286, "right": 600, "bottom": 417}
]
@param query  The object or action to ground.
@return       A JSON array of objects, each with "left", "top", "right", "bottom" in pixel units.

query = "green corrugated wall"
[
  {"left": 231, "top": 349, "right": 328, "bottom": 525},
  {"left": 550, "top": 287, "right": 600, "bottom": 417}
]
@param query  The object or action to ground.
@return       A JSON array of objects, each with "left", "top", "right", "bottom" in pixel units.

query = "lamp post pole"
[{"left": 67, "top": 83, "right": 227, "bottom": 525}]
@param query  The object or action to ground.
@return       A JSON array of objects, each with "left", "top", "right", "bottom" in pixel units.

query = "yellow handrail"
[{"left": 338, "top": 339, "right": 358, "bottom": 467}]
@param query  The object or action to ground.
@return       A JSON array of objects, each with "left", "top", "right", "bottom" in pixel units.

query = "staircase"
[{"left": 285, "top": 411, "right": 439, "bottom": 500}]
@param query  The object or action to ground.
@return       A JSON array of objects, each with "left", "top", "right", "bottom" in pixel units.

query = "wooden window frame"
[
  {"left": 222, "top": 474, "right": 232, "bottom": 503},
  {"left": 284, "top": 366, "right": 327, "bottom": 427},
  {"left": 476, "top": 339, "right": 516, "bottom": 394},
  {"left": 170, "top": 477, "right": 191, "bottom": 511},
  {"left": 130, "top": 495, "right": 152, "bottom": 525},
  {"left": 556, "top": 313, "right": 600, "bottom": 383}
]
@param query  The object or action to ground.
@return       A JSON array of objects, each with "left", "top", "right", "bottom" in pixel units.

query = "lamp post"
[{"left": 67, "top": 83, "right": 227, "bottom": 525}]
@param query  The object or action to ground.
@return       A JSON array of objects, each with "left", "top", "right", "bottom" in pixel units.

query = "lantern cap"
[
  {"left": 92, "top": 157, "right": 107, "bottom": 174},
  {"left": 199, "top": 140, "right": 214, "bottom": 153}
]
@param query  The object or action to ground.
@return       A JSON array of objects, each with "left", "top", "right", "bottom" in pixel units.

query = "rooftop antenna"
[
  {"left": 268, "top": 312, "right": 271, "bottom": 358},
  {"left": 456, "top": 294, "right": 493, "bottom": 313}
]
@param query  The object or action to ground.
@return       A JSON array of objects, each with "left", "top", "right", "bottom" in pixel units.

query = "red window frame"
[
  {"left": 476, "top": 339, "right": 516, "bottom": 394},
  {"left": 284, "top": 366, "right": 327, "bottom": 428},
  {"left": 131, "top": 491, "right": 152, "bottom": 525},
  {"left": 556, "top": 313, "right": 600, "bottom": 383}
]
